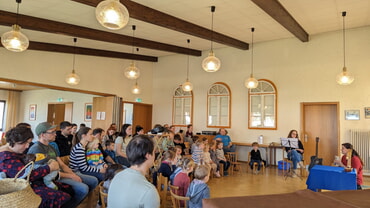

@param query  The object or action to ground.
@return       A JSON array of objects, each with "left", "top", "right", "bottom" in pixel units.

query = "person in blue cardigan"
[{"left": 214, "top": 128, "right": 236, "bottom": 153}]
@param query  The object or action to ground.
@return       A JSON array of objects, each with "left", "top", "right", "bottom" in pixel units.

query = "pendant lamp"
[
  {"left": 1, "top": 0, "right": 29, "bottom": 52},
  {"left": 182, "top": 39, "right": 193, "bottom": 92},
  {"left": 65, "top": 38, "right": 81, "bottom": 85},
  {"left": 245, "top": 27, "right": 258, "bottom": 89},
  {"left": 132, "top": 79, "right": 141, "bottom": 94},
  {"left": 124, "top": 25, "right": 140, "bottom": 80},
  {"left": 96, "top": 0, "right": 129, "bottom": 30},
  {"left": 202, "top": 6, "right": 221, "bottom": 72},
  {"left": 336, "top": 11, "right": 354, "bottom": 85}
]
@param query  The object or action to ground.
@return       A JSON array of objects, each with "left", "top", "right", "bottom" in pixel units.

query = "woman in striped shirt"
[{"left": 69, "top": 127, "right": 107, "bottom": 181}]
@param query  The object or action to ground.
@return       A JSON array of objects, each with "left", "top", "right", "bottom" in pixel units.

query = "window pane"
[
  {"left": 173, "top": 87, "right": 193, "bottom": 126},
  {"left": 207, "top": 83, "right": 230, "bottom": 127},
  {"left": 249, "top": 80, "right": 277, "bottom": 129}
]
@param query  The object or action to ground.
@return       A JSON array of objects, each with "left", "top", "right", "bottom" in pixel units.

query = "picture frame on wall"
[
  {"left": 345, "top": 110, "right": 360, "bottom": 120},
  {"left": 84, "top": 103, "right": 93, "bottom": 121},
  {"left": 365, "top": 107, "right": 370, "bottom": 119},
  {"left": 29, "top": 104, "right": 37, "bottom": 121}
]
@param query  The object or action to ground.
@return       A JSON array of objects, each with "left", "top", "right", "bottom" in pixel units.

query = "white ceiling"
[{"left": 0, "top": 0, "right": 369, "bottom": 58}]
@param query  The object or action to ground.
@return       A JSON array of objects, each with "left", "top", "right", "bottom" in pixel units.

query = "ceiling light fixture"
[
  {"left": 65, "top": 38, "right": 81, "bottom": 85},
  {"left": 336, "top": 11, "right": 354, "bottom": 85},
  {"left": 1, "top": 0, "right": 29, "bottom": 52},
  {"left": 245, "top": 27, "right": 258, "bottom": 89},
  {"left": 202, "top": 6, "right": 221, "bottom": 72},
  {"left": 96, "top": 0, "right": 129, "bottom": 30},
  {"left": 182, "top": 39, "right": 193, "bottom": 92},
  {"left": 132, "top": 79, "right": 141, "bottom": 94},
  {"left": 124, "top": 25, "right": 140, "bottom": 80}
]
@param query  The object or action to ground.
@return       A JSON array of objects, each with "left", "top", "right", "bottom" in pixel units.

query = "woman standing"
[
  {"left": 335, "top": 143, "right": 363, "bottom": 190},
  {"left": 115, "top": 124, "right": 133, "bottom": 167},
  {"left": 0, "top": 126, "right": 71, "bottom": 208},
  {"left": 285, "top": 130, "right": 304, "bottom": 174},
  {"left": 69, "top": 127, "right": 106, "bottom": 181}
]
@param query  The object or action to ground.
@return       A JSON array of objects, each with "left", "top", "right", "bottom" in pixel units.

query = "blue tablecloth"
[{"left": 306, "top": 165, "right": 357, "bottom": 191}]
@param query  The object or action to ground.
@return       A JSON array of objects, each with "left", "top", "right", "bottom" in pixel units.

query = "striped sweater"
[{"left": 69, "top": 143, "right": 100, "bottom": 173}]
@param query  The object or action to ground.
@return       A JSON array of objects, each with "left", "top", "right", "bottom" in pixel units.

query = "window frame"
[
  {"left": 248, "top": 79, "right": 277, "bottom": 130},
  {"left": 207, "top": 82, "right": 231, "bottom": 128},
  {"left": 172, "top": 87, "right": 193, "bottom": 127}
]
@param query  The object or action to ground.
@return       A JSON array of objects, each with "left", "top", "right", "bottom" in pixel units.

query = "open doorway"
[{"left": 123, "top": 102, "right": 152, "bottom": 134}]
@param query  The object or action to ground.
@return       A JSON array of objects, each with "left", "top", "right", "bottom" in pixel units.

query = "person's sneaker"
[{"left": 215, "top": 172, "right": 221, "bottom": 178}]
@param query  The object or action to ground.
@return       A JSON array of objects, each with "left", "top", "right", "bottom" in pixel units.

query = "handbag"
[{"left": 0, "top": 161, "right": 42, "bottom": 208}]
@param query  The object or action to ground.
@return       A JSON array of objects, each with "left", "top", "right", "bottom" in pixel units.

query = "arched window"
[
  {"left": 172, "top": 87, "right": 193, "bottom": 126},
  {"left": 248, "top": 79, "right": 277, "bottom": 129},
  {"left": 207, "top": 82, "right": 231, "bottom": 128}
]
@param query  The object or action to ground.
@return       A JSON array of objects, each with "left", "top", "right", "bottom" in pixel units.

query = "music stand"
[{"left": 280, "top": 138, "right": 301, "bottom": 180}]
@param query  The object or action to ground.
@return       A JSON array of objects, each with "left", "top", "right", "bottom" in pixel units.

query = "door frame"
[{"left": 300, "top": 102, "right": 341, "bottom": 163}]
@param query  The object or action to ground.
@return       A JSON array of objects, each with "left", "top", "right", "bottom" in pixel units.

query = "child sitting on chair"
[
  {"left": 216, "top": 141, "right": 230, "bottom": 176},
  {"left": 192, "top": 139, "right": 204, "bottom": 165},
  {"left": 173, "top": 158, "right": 195, "bottom": 197},
  {"left": 203, "top": 143, "right": 220, "bottom": 178},
  {"left": 86, "top": 138, "right": 105, "bottom": 169},
  {"left": 175, "top": 145, "right": 183, "bottom": 161},
  {"left": 186, "top": 165, "right": 211, "bottom": 208},
  {"left": 249, "top": 142, "right": 264, "bottom": 173},
  {"left": 104, "top": 140, "right": 117, "bottom": 164},
  {"left": 153, "top": 150, "right": 177, "bottom": 186}
]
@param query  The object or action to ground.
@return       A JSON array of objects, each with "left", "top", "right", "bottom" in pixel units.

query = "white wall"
[
  {"left": 152, "top": 26, "right": 370, "bottom": 145},
  {"left": 19, "top": 89, "right": 97, "bottom": 137},
  {"left": 0, "top": 50, "right": 154, "bottom": 104}
]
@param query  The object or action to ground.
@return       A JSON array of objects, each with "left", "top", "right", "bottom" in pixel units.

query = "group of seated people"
[{"left": 0, "top": 122, "right": 363, "bottom": 208}]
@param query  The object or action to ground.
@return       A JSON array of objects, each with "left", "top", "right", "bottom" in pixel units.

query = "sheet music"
[{"left": 280, "top": 138, "right": 299, "bottom": 148}]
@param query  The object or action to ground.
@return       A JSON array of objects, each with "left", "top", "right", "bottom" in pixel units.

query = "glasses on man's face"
[{"left": 44, "top": 131, "right": 56, "bottom": 134}]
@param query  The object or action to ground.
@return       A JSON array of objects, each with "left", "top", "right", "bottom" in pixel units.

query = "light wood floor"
[{"left": 208, "top": 164, "right": 370, "bottom": 198}]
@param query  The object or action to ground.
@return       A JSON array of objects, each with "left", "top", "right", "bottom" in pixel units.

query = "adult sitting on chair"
[
  {"left": 214, "top": 128, "right": 236, "bottom": 153},
  {"left": 285, "top": 130, "right": 304, "bottom": 175}
]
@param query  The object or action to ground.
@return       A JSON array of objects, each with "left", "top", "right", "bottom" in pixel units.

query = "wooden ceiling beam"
[
  {"left": 0, "top": 11, "right": 201, "bottom": 56},
  {"left": 0, "top": 41, "right": 158, "bottom": 62},
  {"left": 72, "top": 0, "right": 249, "bottom": 50},
  {"left": 251, "top": 0, "right": 309, "bottom": 42}
]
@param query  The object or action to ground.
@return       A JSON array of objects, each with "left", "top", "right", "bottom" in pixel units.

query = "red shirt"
[
  {"left": 173, "top": 172, "right": 190, "bottom": 197},
  {"left": 341, "top": 155, "right": 363, "bottom": 185}
]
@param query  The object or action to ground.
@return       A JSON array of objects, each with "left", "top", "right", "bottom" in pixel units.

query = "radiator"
[{"left": 350, "top": 129, "right": 370, "bottom": 175}]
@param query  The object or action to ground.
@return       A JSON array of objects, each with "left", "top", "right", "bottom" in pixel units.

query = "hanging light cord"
[
  {"left": 186, "top": 39, "right": 190, "bottom": 80},
  {"left": 15, "top": 0, "right": 21, "bottom": 25},
  {"left": 210, "top": 6, "right": 215, "bottom": 51},
  {"left": 131, "top": 25, "right": 136, "bottom": 55},
  {"left": 251, "top": 27, "right": 255, "bottom": 76},
  {"left": 342, "top": 11, "right": 346, "bottom": 68},
  {"left": 72, "top": 38, "right": 77, "bottom": 72}
]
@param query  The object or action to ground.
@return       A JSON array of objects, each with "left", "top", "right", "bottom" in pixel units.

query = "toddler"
[
  {"left": 203, "top": 143, "right": 220, "bottom": 177},
  {"left": 103, "top": 164, "right": 124, "bottom": 193},
  {"left": 175, "top": 145, "right": 183, "bottom": 161},
  {"left": 186, "top": 165, "right": 210, "bottom": 208},
  {"left": 216, "top": 141, "right": 230, "bottom": 176},
  {"left": 86, "top": 138, "right": 105, "bottom": 169},
  {"left": 25, "top": 153, "right": 59, "bottom": 190}
]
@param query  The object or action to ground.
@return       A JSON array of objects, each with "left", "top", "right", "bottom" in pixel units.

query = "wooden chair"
[
  {"left": 169, "top": 184, "right": 189, "bottom": 208},
  {"left": 226, "top": 152, "right": 242, "bottom": 175},
  {"left": 156, "top": 173, "right": 169, "bottom": 208},
  {"left": 282, "top": 147, "right": 305, "bottom": 178},
  {"left": 98, "top": 181, "right": 108, "bottom": 208},
  {"left": 247, "top": 152, "right": 265, "bottom": 174}
]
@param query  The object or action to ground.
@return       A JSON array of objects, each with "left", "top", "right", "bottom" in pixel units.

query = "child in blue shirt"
[{"left": 186, "top": 165, "right": 210, "bottom": 208}]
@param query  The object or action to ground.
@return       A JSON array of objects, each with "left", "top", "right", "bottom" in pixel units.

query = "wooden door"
[
  {"left": 301, "top": 102, "right": 339, "bottom": 166},
  {"left": 47, "top": 103, "right": 73, "bottom": 127},
  {"left": 132, "top": 103, "right": 152, "bottom": 134}
]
